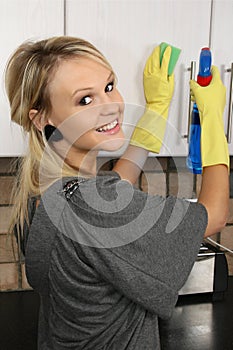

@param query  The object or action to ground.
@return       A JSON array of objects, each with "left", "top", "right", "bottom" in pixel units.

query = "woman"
[{"left": 6, "top": 36, "right": 229, "bottom": 349}]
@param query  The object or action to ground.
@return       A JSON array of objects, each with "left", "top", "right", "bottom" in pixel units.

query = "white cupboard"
[
  {"left": 0, "top": 0, "right": 64, "bottom": 156},
  {"left": 66, "top": 0, "right": 212, "bottom": 157},
  {"left": 1, "top": 0, "right": 232, "bottom": 157},
  {"left": 211, "top": 0, "right": 233, "bottom": 154}
]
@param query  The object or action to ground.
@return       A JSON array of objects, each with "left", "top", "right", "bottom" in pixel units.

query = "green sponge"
[{"left": 160, "top": 42, "right": 181, "bottom": 76}]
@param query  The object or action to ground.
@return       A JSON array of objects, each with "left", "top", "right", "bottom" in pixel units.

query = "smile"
[{"left": 96, "top": 119, "right": 120, "bottom": 134}]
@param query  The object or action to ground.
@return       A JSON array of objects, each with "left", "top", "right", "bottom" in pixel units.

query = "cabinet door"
[
  {"left": 211, "top": 0, "right": 233, "bottom": 154},
  {"left": 0, "top": 0, "right": 64, "bottom": 156},
  {"left": 66, "top": 0, "right": 211, "bottom": 157}
]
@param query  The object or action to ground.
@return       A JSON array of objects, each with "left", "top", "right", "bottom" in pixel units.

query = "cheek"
[
  {"left": 114, "top": 90, "right": 125, "bottom": 115},
  {"left": 74, "top": 132, "right": 96, "bottom": 149},
  {"left": 99, "top": 130, "right": 126, "bottom": 151},
  {"left": 52, "top": 109, "right": 98, "bottom": 146}
]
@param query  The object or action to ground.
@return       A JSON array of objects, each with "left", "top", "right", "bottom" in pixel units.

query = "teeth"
[{"left": 97, "top": 120, "right": 118, "bottom": 132}]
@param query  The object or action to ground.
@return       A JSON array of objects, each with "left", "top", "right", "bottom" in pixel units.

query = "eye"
[
  {"left": 79, "top": 96, "right": 92, "bottom": 106},
  {"left": 105, "top": 81, "right": 114, "bottom": 93}
]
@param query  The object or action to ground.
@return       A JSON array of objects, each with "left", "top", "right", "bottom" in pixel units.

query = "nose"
[
  {"left": 98, "top": 91, "right": 123, "bottom": 116},
  {"left": 100, "top": 102, "right": 121, "bottom": 116}
]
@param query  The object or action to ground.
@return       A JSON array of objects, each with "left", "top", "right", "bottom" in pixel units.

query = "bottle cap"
[{"left": 197, "top": 75, "right": 212, "bottom": 86}]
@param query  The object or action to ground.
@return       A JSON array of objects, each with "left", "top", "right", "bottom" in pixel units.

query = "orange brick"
[
  {"left": 0, "top": 234, "right": 18, "bottom": 263},
  {"left": 0, "top": 176, "right": 15, "bottom": 205},
  {"left": 169, "top": 172, "right": 194, "bottom": 198},
  {"left": 141, "top": 173, "right": 166, "bottom": 196},
  {"left": 0, "top": 263, "right": 19, "bottom": 291},
  {"left": 143, "top": 157, "right": 167, "bottom": 172},
  {"left": 0, "top": 157, "right": 17, "bottom": 174},
  {"left": 221, "top": 226, "right": 233, "bottom": 249},
  {"left": 21, "top": 263, "right": 32, "bottom": 290},
  {"left": 219, "top": 226, "right": 233, "bottom": 276},
  {"left": 0, "top": 206, "right": 14, "bottom": 234},
  {"left": 195, "top": 174, "right": 202, "bottom": 197},
  {"left": 227, "top": 199, "right": 233, "bottom": 224},
  {"left": 225, "top": 253, "right": 233, "bottom": 275}
]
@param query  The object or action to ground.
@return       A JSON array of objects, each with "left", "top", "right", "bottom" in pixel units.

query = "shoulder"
[
  {"left": 61, "top": 171, "right": 123, "bottom": 199},
  {"left": 60, "top": 171, "right": 149, "bottom": 209}
]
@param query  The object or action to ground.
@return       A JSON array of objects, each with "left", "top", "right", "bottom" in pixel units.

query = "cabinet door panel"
[
  {"left": 211, "top": 0, "right": 233, "bottom": 154},
  {"left": 67, "top": 0, "right": 211, "bottom": 156},
  {"left": 0, "top": 0, "right": 64, "bottom": 156}
]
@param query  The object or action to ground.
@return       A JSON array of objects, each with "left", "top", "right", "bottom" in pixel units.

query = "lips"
[{"left": 96, "top": 119, "right": 120, "bottom": 134}]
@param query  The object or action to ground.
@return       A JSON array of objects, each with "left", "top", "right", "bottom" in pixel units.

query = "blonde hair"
[{"left": 5, "top": 36, "right": 114, "bottom": 247}]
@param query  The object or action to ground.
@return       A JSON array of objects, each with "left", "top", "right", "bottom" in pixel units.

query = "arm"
[
  {"left": 191, "top": 66, "right": 230, "bottom": 237},
  {"left": 113, "top": 145, "right": 149, "bottom": 184},
  {"left": 198, "top": 165, "right": 229, "bottom": 237},
  {"left": 114, "top": 45, "right": 174, "bottom": 183}
]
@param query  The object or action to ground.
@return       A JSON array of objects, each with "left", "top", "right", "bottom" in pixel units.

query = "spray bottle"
[{"left": 186, "top": 48, "right": 212, "bottom": 174}]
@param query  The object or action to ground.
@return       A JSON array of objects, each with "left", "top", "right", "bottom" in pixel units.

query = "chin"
[
  {"left": 98, "top": 132, "right": 126, "bottom": 152},
  {"left": 104, "top": 139, "right": 126, "bottom": 152}
]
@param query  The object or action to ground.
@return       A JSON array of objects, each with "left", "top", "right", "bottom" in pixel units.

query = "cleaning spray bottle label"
[{"left": 186, "top": 48, "right": 212, "bottom": 174}]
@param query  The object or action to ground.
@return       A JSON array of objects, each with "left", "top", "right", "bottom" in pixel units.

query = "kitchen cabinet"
[
  {"left": 0, "top": 0, "right": 64, "bottom": 156},
  {"left": 4, "top": 0, "right": 231, "bottom": 158},
  {"left": 210, "top": 0, "right": 233, "bottom": 154},
  {"left": 66, "top": 0, "right": 212, "bottom": 157}
]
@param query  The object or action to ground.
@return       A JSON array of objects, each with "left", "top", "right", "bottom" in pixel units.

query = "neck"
[{"left": 65, "top": 147, "right": 98, "bottom": 178}]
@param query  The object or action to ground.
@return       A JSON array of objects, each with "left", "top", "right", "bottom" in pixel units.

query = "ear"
[{"left": 29, "top": 109, "right": 46, "bottom": 132}]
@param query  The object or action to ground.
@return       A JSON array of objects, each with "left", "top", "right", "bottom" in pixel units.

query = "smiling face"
[{"left": 46, "top": 57, "right": 125, "bottom": 166}]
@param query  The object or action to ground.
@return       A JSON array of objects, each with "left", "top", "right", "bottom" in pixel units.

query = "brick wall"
[
  {"left": 0, "top": 158, "right": 31, "bottom": 291},
  {"left": 0, "top": 156, "right": 233, "bottom": 291}
]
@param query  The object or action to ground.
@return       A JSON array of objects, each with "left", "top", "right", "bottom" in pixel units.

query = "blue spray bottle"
[{"left": 186, "top": 48, "right": 212, "bottom": 174}]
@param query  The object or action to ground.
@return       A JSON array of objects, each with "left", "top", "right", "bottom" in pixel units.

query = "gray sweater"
[{"left": 25, "top": 172, "right": 207, "bottom": 349}]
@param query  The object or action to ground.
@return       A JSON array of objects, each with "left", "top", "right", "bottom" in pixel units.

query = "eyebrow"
[{"left": 71, "top": 71, "right": 114, "bottom": 98}]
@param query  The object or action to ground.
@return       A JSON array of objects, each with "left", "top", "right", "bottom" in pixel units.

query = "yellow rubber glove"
[
  {"left": 130, "top": 45, "right": 174, "bottom": 153},
  {"left": 190, "top": 66, "right": 229, "bottom": 169}
]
